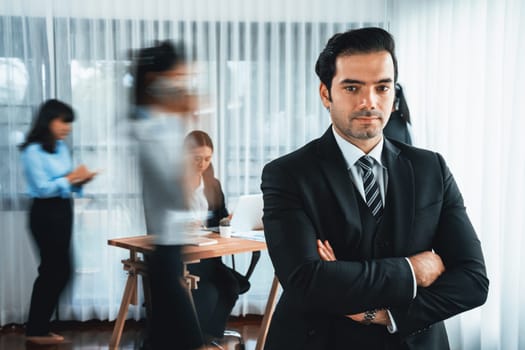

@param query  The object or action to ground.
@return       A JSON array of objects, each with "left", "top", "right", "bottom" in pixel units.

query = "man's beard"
[{"left": 344, "top": 110, "right": 384, "bottom": 140}]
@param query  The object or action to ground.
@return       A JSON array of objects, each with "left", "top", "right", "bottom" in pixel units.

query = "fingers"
[
  {"left": 317, "top": 239, "right": 336, "bottom": 261},
  {"left": 325, "top": 240, "right": 334, "bottom": 254},
  {"left": 346, "top": 312, "right": 365, "bottom": 322},
  {"left": 70, "top": 165, "right": 98, "bottom": 185},
  {"left": 323, "top": 240, "right": 336, "bottom": 260}
]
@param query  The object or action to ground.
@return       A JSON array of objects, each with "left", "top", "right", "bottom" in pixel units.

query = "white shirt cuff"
[
  {"left": 386, "top": 309, "right": 398, "bottom": 333},
  {"left": 405, "top": 257, "right": 417, "bottom": 299}
]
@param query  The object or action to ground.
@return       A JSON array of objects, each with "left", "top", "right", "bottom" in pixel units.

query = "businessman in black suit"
[{"left": 261, "top": 27, "right": 488, "bottom": 350}]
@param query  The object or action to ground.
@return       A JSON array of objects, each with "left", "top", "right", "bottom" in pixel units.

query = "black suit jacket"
[
  {"left": 203, "top": 175, "right": 229, "bottom": 228},
  {"left": 261, "top": 127, "right": 488, "bottom": 350}
]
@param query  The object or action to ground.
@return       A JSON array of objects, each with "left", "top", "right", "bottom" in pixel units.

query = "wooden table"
[{"left": 108, "top": 233, "right": 279, "bottom": 349}]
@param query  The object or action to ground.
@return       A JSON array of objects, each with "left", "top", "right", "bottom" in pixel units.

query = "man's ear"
[{"left": 319, "top": 83, "right": 331, "bottom": 109}]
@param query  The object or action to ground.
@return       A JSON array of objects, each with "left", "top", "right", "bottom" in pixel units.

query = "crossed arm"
[{"left": 316, "top": 239, "right": 446, "bottom": 328}]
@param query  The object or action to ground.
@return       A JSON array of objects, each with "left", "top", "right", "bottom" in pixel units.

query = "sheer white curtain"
[
  {"left": 391, "top": 0, "right": 525, "bottom": 349},
  {"left": 0, "top": 7, "right": 55, "bottom": 325},
  {"left": 0, "top": 0, "right": 388, "bottom": 324}
]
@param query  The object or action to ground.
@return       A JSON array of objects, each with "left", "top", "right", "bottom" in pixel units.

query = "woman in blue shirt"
[{"left": 20, "top": 99, "right": 96, "bottom": 345}]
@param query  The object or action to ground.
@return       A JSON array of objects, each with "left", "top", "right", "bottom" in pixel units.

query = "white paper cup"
[{"left": 219, "top": 225, "right": 231, "bottom": 238}]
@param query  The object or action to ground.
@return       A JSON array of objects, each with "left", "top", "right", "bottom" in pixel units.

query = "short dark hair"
[
  {"left": 315, "top": 27, "right": 398, "bottom": 97},
  {"left": 20, "top": 99, "right": 75, "bottom": 153},
  {"left": 131, "top": 40, "right": 188, "bottom": 107}
]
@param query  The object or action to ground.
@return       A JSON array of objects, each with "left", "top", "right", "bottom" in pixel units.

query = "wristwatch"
[{"left": 363, "top": 309, "right": 377, "bottom": 325}]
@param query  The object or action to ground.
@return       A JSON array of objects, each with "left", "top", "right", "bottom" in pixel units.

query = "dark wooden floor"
[{"left": 0, "top": 315, "right": 262, "bottom": 350}]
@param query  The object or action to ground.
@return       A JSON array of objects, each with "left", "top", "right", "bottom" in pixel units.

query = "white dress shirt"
[{"left": 189, "top": 176, "right": 209, "bottom": 224}]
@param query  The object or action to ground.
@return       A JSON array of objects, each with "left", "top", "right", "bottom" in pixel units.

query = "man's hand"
[
  {"left": 316, "top": 239, "right": 391, "bottom": 327},
  {"left": 408, "top": 251, "right": 445, "bottom": 287},
  {"left": 317, "top": 239, "right": 336, "bottom": 261}
]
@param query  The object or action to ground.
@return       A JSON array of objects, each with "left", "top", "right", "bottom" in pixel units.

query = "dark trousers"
[
  {"left": 148, "top": 245, "right": 204, "bottom": 350},
  {"left": 26, "top": 197, "right": 73, "bottom": 336},
  {"left": 188, "top": 258, "right": 240, "bottom": 338}
]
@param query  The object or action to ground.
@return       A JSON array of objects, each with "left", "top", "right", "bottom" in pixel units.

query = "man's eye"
[
  {"left": 377, "top": 85, "right": 390, "bottom": 92},
  {"left": 344, "top": 86, "right": 357, "bottom": 92}
]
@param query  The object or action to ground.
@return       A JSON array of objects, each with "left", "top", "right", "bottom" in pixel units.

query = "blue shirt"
[{"left": 21, "top": 140, "right": 81, "bottom": 198}]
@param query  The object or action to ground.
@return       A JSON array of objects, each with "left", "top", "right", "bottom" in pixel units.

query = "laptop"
[{"left": 230, "top": 193, "right": 264, "bottom": 234}]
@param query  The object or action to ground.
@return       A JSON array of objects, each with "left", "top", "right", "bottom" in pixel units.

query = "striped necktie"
[{"left": 356, "top": 155, "right": 383, "bottom": 220}]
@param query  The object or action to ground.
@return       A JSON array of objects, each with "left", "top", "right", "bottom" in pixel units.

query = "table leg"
[
  {"left": 142, "top": 274, "right": 152, "bottom": 321},
  {"left": 255, "top": 275, "right": 280, "bottom": 350},
  {"left": 109, "top": 271, "right": 137, "bottom": 348}
]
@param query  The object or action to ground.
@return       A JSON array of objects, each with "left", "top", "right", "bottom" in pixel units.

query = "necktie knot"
[{"left": 356, "top": 155, "right": 374, "bottom": 171}]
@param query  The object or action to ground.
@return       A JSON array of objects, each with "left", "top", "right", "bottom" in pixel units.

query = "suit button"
[{"left": 307, "top": 329, "right": 316, "bottom": 336}]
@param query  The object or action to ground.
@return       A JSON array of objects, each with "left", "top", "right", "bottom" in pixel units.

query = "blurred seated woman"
[{"left": 184, "top": 130, "right": 241, "bottom": 341}]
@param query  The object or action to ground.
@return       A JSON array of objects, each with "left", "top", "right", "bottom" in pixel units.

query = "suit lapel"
[
  {"left": 380, "top": 139, "right": 415, "bottom": 254},
  {"left": 315, "top": 128, "right": 362, "bottom": 232}
]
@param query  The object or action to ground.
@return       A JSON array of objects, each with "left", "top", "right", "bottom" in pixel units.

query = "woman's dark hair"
[
  {"left": 315, "top": 27, "right": 398, "bottom": 99},
  {"left": 184, "top": 130, "right": 215, "bottom": 179},
  {"left": 384, "top": 83, "right": 412, "bottom": 145},
  {"left": 131, "top": 40, "right": 187, "bottom": 108},
  {"left": 20, "top": 99, "right": 75, "bottom": 153},
  {"left": 184, "top": 130, "right": 214, "bottom": 151},
  {"left": 394, "top": 83, "right": 411, "bottom": 123}
]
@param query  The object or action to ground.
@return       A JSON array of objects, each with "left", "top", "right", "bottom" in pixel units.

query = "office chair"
[{"left": 212, "top": 250, "right": 261, "bottom": 350}]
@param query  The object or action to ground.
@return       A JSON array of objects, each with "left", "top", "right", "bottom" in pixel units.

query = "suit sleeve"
[
  {"left": 261, "top": 160, "right": 415, "bottom": 315},
  {"left": 389, "top": 153, "right": 489, "bottom": 337}
]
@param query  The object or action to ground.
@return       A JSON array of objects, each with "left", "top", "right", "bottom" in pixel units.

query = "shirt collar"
[
  {"left": 195, "top": 176, "right": 204, "bottom": 192},
  {"left": 331, "top": 125, "right": 384, "bottom": 169}
]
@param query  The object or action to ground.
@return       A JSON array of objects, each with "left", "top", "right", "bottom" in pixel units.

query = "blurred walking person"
[{"left": 20, "top": 99, "right": 96, "bottom": 345}]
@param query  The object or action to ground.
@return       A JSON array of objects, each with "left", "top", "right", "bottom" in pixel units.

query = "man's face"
[{"left": 320, "top": 50, "right": 396, "bottom": 149}]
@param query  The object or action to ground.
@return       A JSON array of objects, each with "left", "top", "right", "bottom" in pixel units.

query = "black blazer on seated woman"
[
  {"left": 188, "top": 168, "right": 241, "bottom": 339},
  {"left": 202, "top": 174, "right": 229, "bottom": 228}
]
